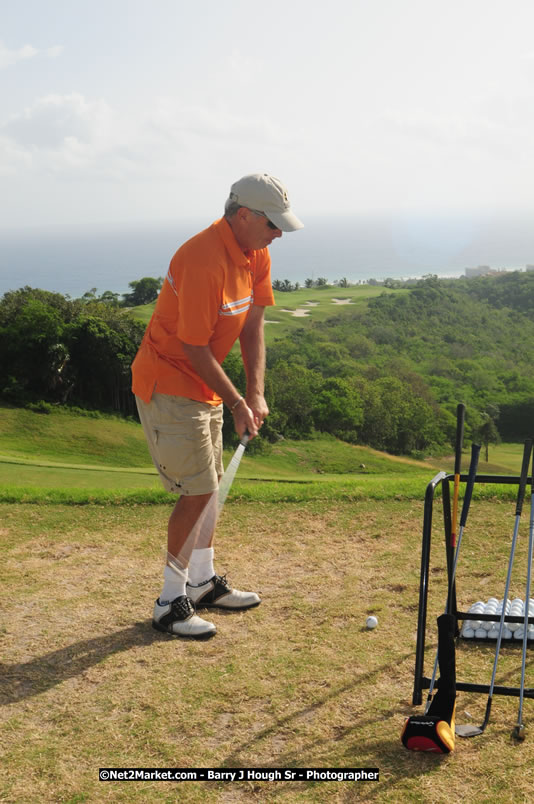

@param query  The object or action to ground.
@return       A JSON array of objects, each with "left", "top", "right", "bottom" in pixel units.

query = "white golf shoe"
[
  {"left": 187, "top": 574, "right": 261, "bottom": 610},
  {"left": 152, "top": 595, "right": 216, "bottom": 639}
]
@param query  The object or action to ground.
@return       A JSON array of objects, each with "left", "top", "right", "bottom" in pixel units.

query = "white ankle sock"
[
  {"left": 188, "top": 547, "right": 215, "bottom": 586},
  {"left": 159, "top": 563, "right": 188, "bottom": 604}
]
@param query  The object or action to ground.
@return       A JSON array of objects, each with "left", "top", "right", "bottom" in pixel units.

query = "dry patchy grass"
[{"left": 1, "top": 498, "right": 534, "bottom": 803}]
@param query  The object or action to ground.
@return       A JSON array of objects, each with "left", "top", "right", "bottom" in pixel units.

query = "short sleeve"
[
  {"left": 174, "top": 262, "right": 222, "bottom": 346},
  {"left": 252, "top": 248, "right": 275, "bottom": 307}
]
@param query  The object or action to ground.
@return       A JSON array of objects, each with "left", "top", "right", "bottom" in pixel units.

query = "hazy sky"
[{"left": 2, "top": 0, "right": 534, "bottom": 230}]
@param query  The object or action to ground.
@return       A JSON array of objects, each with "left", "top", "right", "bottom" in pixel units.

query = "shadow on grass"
[
  {"left": 217, "top": 649, "right": 451, "bottom": 796},
  {"left": 0, "top": 620, "right": 164, "bottom": 705},
  {"left": 217, "top": 650, "right": 534, "bottom": 799}
]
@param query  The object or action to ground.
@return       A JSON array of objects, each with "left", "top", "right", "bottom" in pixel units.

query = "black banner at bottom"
[{"left": 99, "top": 768, "right": 379, "bottom": 783}]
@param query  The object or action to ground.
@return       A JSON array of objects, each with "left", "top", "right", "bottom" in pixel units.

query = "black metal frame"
[{"left": 412, "top": 471, "right": 534, "bottom": 706}]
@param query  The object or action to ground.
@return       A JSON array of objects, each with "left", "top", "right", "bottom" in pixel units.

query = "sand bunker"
[{"left": 280, "top": 308, "right": 311, "bottom": 317}]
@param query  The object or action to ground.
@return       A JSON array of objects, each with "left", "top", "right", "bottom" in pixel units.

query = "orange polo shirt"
[{"left": 131, "top": 218, "right": 275, "bottom": 405}]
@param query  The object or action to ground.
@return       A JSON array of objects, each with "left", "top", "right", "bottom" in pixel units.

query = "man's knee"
[{"left": 172, "top": 491, "right": 214, "bottom": 516}]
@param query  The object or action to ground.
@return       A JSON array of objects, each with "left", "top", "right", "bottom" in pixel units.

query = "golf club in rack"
[
  {"left": 513, "top": 445, "right": 534, "bottom": 741},
  {"left": 456, "top": 438, "right": 533, "bottom": 738},
  {"left": 425, "top": 441, "right": 480, "bottom": 711}
]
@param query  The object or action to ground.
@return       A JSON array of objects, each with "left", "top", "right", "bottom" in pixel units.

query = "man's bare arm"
[
  {"left": 181, "top": 342, "right": 257, "bottom": 438},
  {"left": 239, "top": 305, "right": 269, "bottom": 428}
]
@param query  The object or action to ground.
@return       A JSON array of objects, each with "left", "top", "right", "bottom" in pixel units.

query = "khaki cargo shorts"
[{"left": 135, "top": 393, "right": 224, "bottom": 495}]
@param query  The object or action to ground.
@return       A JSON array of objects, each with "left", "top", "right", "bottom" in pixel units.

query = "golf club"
[
  {"left": 218, "top": 429, "right": 250, "bottom": 513},
  {"left": 426, "top": 441, "right": 480, "bottom": 711},
  {"left": 425, "top": 403, "right": 466, "bottom": 710},
  {"left": 513, "top": 445, "right": 534, "bottom": 742},
  {"left": 456, "top": 438, "right": 533, "bottom": 738},
  {"left": 168, "top": 429, "right": 251, "bottom": 568},
  {"left": 451, "top": 403, "right": 466, "bottom": 553},
  {"left": 166, "top": 431, "right": 250, "bottom": 570}
]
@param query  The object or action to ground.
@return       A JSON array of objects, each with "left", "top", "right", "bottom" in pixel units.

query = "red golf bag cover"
[{"left": 402, "top": 613, "right": 456, "bottom": 753}]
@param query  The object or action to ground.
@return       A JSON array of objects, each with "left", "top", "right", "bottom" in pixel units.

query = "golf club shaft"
[
  {"left": 457, "top": 440, "right": 533, "bottom": 738},
  {"left": 479, "top": 440, "right": 532, "bottom": 733},
  {"left": 217, "top": 431, "right": 250, "bottom": 513},
  {"left": 187, "top": 431, "right": 250, "bottom": 554},
  {"left": 447, "top": 443, "right": 481, "bottom": 612},
  {"left": 426, "top": 442, "right": 480, "bottom": 711},
  {"left": 488, "top": 441, "right": 532, "bottom": 694},
  {"left": 451, "top": 403, "right": 466, "bottom": 549},
  {"left": 516, "top": 449, "right": 534, "bottom": 732}
]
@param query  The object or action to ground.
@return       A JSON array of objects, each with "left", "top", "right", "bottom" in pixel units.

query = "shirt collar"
[{"left": 213, "top": 218, "right": 251, "bottom": 268}]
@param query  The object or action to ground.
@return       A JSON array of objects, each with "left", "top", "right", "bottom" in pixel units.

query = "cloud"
[
  {"left": 0, "top": 93, "right": 134, "bottom": 181},
  {"left": 149, "top": 98, "right": 300, "bottom": 147},
  {"left": 0, "top": 41, "right": 63, "bottom": 70},
  {"left": 383, "top": 94, "right": 534, "bottom": 158},
  {"left": 3, "top": 93, "right": 112, "bottom": 149},
  {"left": 0, "top": 42, "right": 38, "bottom": 69},
  {"left": 0, "top": 90, "right": 302, "bottom": 187}
]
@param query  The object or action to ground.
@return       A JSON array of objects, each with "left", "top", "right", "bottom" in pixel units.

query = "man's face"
[{"left": 235, "top": 208, "right": 283, "bottom": 251}]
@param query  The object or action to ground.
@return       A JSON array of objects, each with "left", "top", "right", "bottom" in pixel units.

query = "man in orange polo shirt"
[{"left": 132, "top": 173, "right": 303, "bottom": 639}]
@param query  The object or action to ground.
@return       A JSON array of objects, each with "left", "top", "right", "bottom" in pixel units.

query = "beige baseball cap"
[{"left": 228, "top": 173, "right": 304, "bottom": 232}]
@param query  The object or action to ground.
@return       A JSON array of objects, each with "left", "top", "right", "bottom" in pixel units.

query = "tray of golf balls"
[{"left": 460, "top": 598, "right": 534, "bottom": 641}]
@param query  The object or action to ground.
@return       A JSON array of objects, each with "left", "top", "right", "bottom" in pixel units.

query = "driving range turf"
[{"left": 1, "top": 407, "right": 534, "bottom": 802}]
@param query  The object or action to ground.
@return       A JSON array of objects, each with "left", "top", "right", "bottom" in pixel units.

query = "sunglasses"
[{"left": 250, "top": 209, "right": 279, "bottom": 230}]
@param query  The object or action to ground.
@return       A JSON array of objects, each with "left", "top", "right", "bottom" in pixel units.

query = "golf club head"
[
  {"left": 455, "top": 723, "right": 484, "bottom": 738},
  {"left": 513, "top": 724, "right": 526, "bottom": 742}
]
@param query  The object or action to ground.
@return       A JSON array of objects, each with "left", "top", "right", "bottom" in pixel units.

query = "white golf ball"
[{"left": 366, "top": 616, "right": 378, "bottom": 630}]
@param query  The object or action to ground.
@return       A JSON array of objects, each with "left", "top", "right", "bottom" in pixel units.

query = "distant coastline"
[{"left": 1, "top": 214, "right": 534, "bottom": 300}]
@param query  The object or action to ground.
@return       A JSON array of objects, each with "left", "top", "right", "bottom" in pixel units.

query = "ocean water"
[{"left": 1, "top": 213, "right": 533, "bottom": 300}]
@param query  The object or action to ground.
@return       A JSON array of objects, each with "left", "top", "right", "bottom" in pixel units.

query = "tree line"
[
  {"left": 82, "top": 276, "right": 163, "bottom": 307},
  {"left": 1, "top": 271, "right": 534, "bottom": 455},
  {"left": 272, "top": 276, "right": 381, "bottom": 292},
  {"left": 0, "top": 287, "right": 145, "bottom": 416}
]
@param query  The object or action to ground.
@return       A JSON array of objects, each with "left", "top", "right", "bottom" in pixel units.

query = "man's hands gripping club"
[
  {"left": 181, "top": 305, "right": 269, "bottom": 440},
  {"left": 181, "top": 349, "right": 267, "bottom": 439}
]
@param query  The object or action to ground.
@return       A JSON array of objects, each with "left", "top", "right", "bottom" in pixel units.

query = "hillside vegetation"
[
  {"left": 130, "top": 282, "right": 400, "bottom": 346},
  {"left": 0, "top": 401, "right": 528, "bottom": 510},
  {"left": 1, "top": 271, "right": 534, "bottom": 456}
]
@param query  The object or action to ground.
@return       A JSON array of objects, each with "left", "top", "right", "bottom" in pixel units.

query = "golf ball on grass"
[{"left": 366, "top": 616, "right": 378, "bottom": 629}]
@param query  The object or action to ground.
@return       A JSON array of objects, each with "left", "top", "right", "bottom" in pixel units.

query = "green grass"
[
  {"left": 2, "top": 498, "right": 534, "bottom": 802},
  {"left": 0, "top": 403, "right": 528, "bottom": 506},
  {"left": 0, "top": 403, "right": 150, "bottom": 467},
  {"left": 263, "top": 286, "right": 399, "bottom": 345},
  {"left": 129, "top": 285, "right": 400, "bottom": 346},
  {"left": 476, "top": 442, "right": 530, "bottom": 474},
  {"left": 2, "top": 404, "right": 534, "bottom": 801}
]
